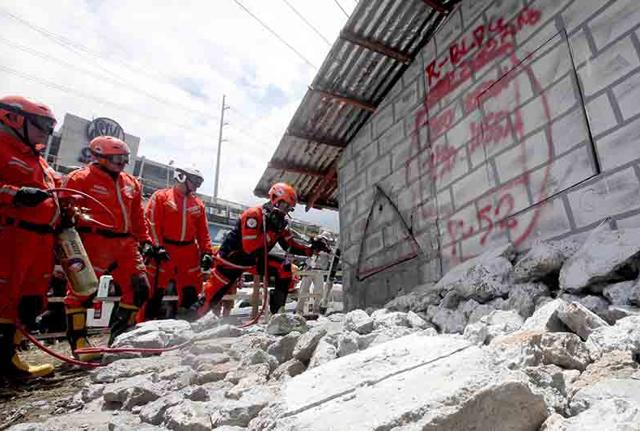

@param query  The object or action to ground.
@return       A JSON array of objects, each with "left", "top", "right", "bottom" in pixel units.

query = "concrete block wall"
[{"left": 338, "top": 0, "right": 640, "bottom": 310}]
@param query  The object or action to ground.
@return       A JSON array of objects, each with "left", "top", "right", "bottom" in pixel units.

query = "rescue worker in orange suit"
[
  {"left": 63, "top": 136, "right": 152, "bottom": 357},
  {"left": 197, "top": 182, "right": 331, "bottom": 316},
  {"left": 143, "top": 167, "right": 213, "bottom": 320},
  {"left": 0, "top": 95, "right": 59, "bottom": 378}
]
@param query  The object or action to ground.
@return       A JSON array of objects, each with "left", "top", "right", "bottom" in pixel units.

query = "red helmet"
[
  {"left": 268, "top": 182, "right": 297, "bottom": 208},
  {"left": 0, "top": 95, "right": 56, "bottom": 147},
  {"left": 89, "top": 136, "right": 130, "bottom": 157}
]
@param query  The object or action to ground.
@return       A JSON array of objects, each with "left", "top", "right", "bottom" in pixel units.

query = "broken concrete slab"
[
  {"left": 513, "top": 240, "right": 579, "bottom": 283},
  {"left": 557, "top": 302, "right": 609, "bottom": 341},
  {"left": 266, "top": 313, "right": 308, "bottom": 336},
  {"left": 585, "top": 315, "right": 640, "bottom": 360},
  {"left": 112, "top": 319, "right": 193, "bottom": 349},
  {"left": 521, "top": 299, "right": 569, "bottom": 333},
  {"left": 559, "top": 224, "right": 640, "bottom": 294},
  {"left": 292, "top": 328, "right": 327, "bottom": 362},
  {"left": 249, "top": 333, "right": 547, "bottom": 431},
  {"left": 342, "top": 309, "right": 374, "bottom": 334},
  {"left": 507, "top": 283, "right": 550, "bottom": 318},
  {"left": 434, "top": 244, "right": 515, "bottom": 303}
]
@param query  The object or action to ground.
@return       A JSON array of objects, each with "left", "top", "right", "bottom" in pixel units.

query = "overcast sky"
[{"left": 0, "top": 0, "right": 356, "bottom": 231}]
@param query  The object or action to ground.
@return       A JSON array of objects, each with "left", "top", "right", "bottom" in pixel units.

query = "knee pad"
[
  {"left": 181, "top": 286, "right": 198, "bottom": 309},
  {"left": 131, "top": 275, "right": 150, "bottom": 308}
]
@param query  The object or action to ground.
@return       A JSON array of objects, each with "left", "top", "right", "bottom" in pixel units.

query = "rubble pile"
[{"left": 10, "top": 223, "right": 640, "bottom": 430}]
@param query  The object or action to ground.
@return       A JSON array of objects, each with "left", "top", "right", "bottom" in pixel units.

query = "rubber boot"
[
  {"left": 108, "top": 304, "right": 138, "bottom": 346},
  {"left": 65, "top": 309, "right": 100, "bottom": 362},
  {"left": 0, "top": 322, "right": 54, "bottom": 378}
]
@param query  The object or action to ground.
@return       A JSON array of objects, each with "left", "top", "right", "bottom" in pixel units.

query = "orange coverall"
[
  {"left": 0, "top": 126, "right": 60, "bottom": 323},
  {"left": 63, "top": 163, "right": 151, "bottom": 310},
  {"left": 145, "top": 186, "right": 213, "bottom": 307}
]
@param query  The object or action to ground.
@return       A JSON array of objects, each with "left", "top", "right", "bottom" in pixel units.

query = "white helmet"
[{"left": 174, "top": 166, "right": 204, "bottom": 186}]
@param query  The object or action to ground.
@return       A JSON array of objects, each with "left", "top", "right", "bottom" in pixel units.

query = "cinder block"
[
  {"left": 363, "top": 230, "right": 384, "bottom": 257},
  {"left": 346, "top": 172, "right": 366, "bottom": 202},
  {"left": 355, "top": 187, "right": 375, "bottom": 217},
  {"left": 391, "top": 138, "right": 412, "bottom": 171},
  {"left": 342, "top": 244, "right": 361, "bottom": 268},
  {"left": 350, "top": 216, "right": 367, "bottom": 245},
  {"left": 494, "top": 130, "right": 550, "bottom": 184},
  {"left": 596, "top": 116, "right": 640, "bottom": 171},
  {"left": 373, "top": 104, "right": 394, "bottom": 138},
  {"left": 403, "top": 55, "right": 424, "bottom": 88},
  {"left": 577, "top": 36, "right": 640, "bottom": 97},
  {"left": 379, "top": 166, "right": 408, "bottom": 198},
  {"left": 459, "top": 228, "right": 510, "bottom": 261},
  {"left": 510, "top": 197, "right": 572, "bottom": 251},
  {"left": 420, "top": 258, "right": 442, "bottom": 284},
  {"left": 460, "top": 0, "right": 486, "bottom": 28},
  {"left": 435, "top": 8, "right": 463, "bottom": 56},
  {"left": 383, "top": 221, "right": 408, "bottom": 248},
  {"left": 350, "top": 122, "right": 372, "bottom": 155},
  {"left": 395, "top": 81, "right": 419, "bottom": 121},
  {"left": 438, "top": 201, "right": 477, "bottom": 242},
  {"left": 551, "top": 107, "right": 589, "bottom": 155},
  {"left": 355, "top": 140, "right": 379, "bottom": 171},
  {"left": 612, "top": 70, "right": 640, "bottom": 120},
  {"left": 412, "top": 200, "right": 437, "bottom": 232},
  {"left": 561, "top": 0, "right": 606, "bottom": 32},
  {"left": 530, "top": 34, "right": 573, "bottom": 89},
  {"left": 589, "top": 0, "right": 640, "bottom": 50},
  {"left": 436, "top": 188, "right": 454, "bottom": 218},
  {"left": 340, "top": 200, "right": 358, "bottom": 229},
  {"left": 567, "top": 167, "right": 640, "bottom": 228},
  {"left": 568, "top": 29, "right": 593, "bottom": 68},
  {"left": 367, "top": 155, "right": 392, "bottom": 186},
  {"left": 617, "top": 211, "right": 640, "bottom": 228},
  {"left": 378, "top": 121, "right": 405, "bottom": 156},
  {"left": 585, "top": 92, "right": 617, "bottom": 137},
  {"left": 528, "top": 144, "right": 597, "bottom": 203},
  {"left": 451, "top": 164, "right": 496, "bottom": 209},
  {"left": 338, "top": 158, "right": 357, "bottom": 185}
]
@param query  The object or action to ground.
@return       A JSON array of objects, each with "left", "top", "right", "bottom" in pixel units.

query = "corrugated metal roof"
[{"left": 254, "top": 0, "right": 451, "bottom": 210}]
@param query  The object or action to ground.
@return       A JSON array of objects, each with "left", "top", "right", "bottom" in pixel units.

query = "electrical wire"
[
  {"left": 332, "top": 0, "right": 350, "bottom": 18},
  {"left": 0, "top": 35, "right": 215, "bottom": 120},
  {"left": 0, "top": 65, "right": 195, "bottom": 130},
  {"left": 281, "top": 0, "right": 331, "bottom": 46},
  {"left": 0, "top": 8, "right": 217, "bottom": 117},
  {"left": 231, "top": 0, "right": 318, "bottom": 69}
]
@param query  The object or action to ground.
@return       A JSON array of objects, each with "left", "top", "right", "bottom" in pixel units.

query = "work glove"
[
  {"left": 154, "top": 245, "right": 171, "bottom": 262},
  {"left": 139, "top": 242, "right": 155, "bottom": 260},
  {"left": 13, "top": 187, "right": 50, "bottom": 207},
  {"left": 200, "top": 253, "right": 213, "bottom": 271},
  {"left": 310, "top": 236, "right": 331, "bottom": 254}
]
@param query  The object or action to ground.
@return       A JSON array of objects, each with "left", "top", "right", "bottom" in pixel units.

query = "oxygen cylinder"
[{"left": 56, "top": 227, "right": 98, "bottom": 296}]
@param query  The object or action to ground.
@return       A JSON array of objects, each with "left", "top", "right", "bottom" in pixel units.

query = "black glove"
[
  {"left": 201, "top": 253, "right": 213, "bottom": 271},
  {"left": 154, "top": 245, "right": 170, "bottom": 262},
  {"left": 140, "top": 242, "right": 155, "bottom": 260},
  {"left": 13, "top": 187, "right": 50, "bottom": 207},
  {"left": 310, "top": 237, "right": 331, "bottom": 254}
]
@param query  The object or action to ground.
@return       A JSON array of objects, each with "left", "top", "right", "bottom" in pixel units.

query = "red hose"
[
  {"left": 17, "top": 324, "right": 102, "bottom": 368},
  {"left": 48, "top": 187, "right": 117, "bottom": 230},
  {"left": 74, "top": 339, "right": 193, "bottom": 355}
]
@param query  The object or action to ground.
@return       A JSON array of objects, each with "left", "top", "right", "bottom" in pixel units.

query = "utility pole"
[{"left": 214, "top": 94, "right": 229, "bottom": 200}]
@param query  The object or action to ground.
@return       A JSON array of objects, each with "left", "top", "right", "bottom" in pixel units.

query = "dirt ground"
[{"left": 0, "top": 334, "right": 108, "bottom": 430}]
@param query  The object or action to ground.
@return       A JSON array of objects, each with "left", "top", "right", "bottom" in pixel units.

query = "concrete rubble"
[{"left": 10, "top": 234, "right": 640, "bottom": 431}]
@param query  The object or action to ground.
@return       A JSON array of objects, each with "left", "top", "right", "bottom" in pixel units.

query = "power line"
[
  {"left": 231, "top": 0, "right": 318, "bottom": 69},
  {"left": 0, "top": 35, "right": 217, "bottom": 121},
  {"left": 0, "top": 8, "right": 215, "bottom": 113},
  {"left": 0, "top": 65, "right": 195, "bottom": 130},
  {"left": 332, "top": 0, "right": 349, "bottom": 18},
  {"left": 281, "top": 0, "right": 331, "bottom": 46}
]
